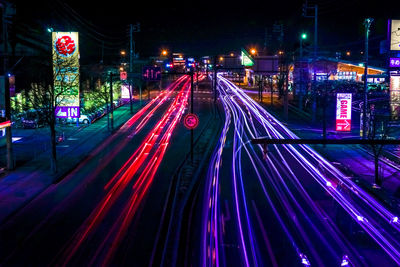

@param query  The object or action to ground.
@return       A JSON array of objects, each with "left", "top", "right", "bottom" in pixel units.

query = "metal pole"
[
  {"left": 300, "top": 37, "right": 303, "bottom": 58},
  {"left": 270, "top": 76, "right": 273, "bottom": 106},
  {"left": 284, "top": 64, "right": 289, "bottom": 119},
  {"left": 139, "top": 84, "right": 142, "bottom": 104},
  {"left": 2, "top": 4, "right": 13, "bottom": 170},
  {"left": 190, "top": 69, "right": 194, "bottom": 163},
  {"left": 299, "top": 37, "right": 303, "bottom": 110},
  {"left": 110, "top": 72, "right": 114, "bottom": 131},
  {"left": 311, "top": 4, "right": 318, "bottom": 123},
  {"left": 196, "top": 68, "right": 199, "bottom": 91},
  {"left": 191, "top": 69, "right": 194, "bottom": 114},
  {"left": 322, "top": 84, "right": 327, "bottom": 145},
  {"left": 363, "top": 18, "right": 373, "bottom": 139},
  {"left": 213, "top": 57, "right": 217, "bottom": 102},
  {"left": 129, "top": 24, "right": 134, "bottom": 114}
]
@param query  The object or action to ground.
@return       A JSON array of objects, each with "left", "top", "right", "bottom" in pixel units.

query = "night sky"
[{"left": 11, "top": 0, "right": 400, "bottom": 61}]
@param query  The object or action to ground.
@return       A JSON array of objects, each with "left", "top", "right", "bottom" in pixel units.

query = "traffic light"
[{"left": 301, "top": 33, "right": 307, "bottom": 39}]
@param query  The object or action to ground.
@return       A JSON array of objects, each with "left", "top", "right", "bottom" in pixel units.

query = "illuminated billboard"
[
  {"left": 390, "top": 58, "right": 400, "bottom": 67},
  {"left": 390, "top": 20, "right": 400, "bottom": 51},
  {"left": 336, "top": 93, "right": 352, "bottom": 131},
  {"left": 52, "top": 32, "right": 80, "bottom": 118},
  {"left": 121, "top": 84, "right": 130, "bottom": 99},
  {"left": 390, "top": 75, "right": 400, "bottom": 119},
  {"left": 241, "top": 50, "right": 254, "bottom": 67}
]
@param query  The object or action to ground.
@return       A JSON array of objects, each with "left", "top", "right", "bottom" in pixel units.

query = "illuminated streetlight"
[
  {"left": 161, "top": 50, "right": 168, "bottom": 56},
  {"left": 300, "top": 32, "right": 307, "bottom": 58},
  {"left": 346, "top": 51, "right": 351, "bottom": 56},
  {"left": 120, "top": 50, "right": 126, "bottom": 56},
  {"left": 250, "top": 48, "right": 257, "bottom": 55},
  {"left": 219, "top": 56, "right": 224, "bottom": 61}
]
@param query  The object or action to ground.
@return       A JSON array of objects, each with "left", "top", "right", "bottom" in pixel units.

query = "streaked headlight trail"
[{"left": 202, "top": 74, "right": 400, "bottom": 267}]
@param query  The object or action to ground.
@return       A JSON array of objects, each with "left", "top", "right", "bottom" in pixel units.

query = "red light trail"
[{"left": 58, "top": 74, "right": 205, "bottom": 266}]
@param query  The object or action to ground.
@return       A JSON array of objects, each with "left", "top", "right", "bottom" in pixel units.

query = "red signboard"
[
  {"left": 120, "top": 71, "right": 127, "bottom": 81},
  {"left": 336, "top": 119, "right": 351, "bottom": 131},
  {"left": 183, "top": 113, "right": 199, "bottom": 130},
  {"left": 54, "top": 35, "right": 76, "bottom": 57}
]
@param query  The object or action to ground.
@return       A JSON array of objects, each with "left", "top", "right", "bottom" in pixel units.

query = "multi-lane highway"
[
  {"left": 198, "top": 74, "right": 400, "bottom": 267},
  {"left": 1, "top": 73, "right": 400, "bottom": 267}
]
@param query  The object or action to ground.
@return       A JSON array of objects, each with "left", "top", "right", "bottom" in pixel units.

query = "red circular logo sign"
[
  {"left": 184, "top": 113, "right": 199, "bottom": 130},
  {"left": 55, "top": 35, "right": 76, "bottom": 57}
]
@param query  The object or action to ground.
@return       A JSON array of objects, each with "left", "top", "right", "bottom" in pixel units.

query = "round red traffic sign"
[{"left": 183, "top": 113, "right": 199, "bottom": 130}]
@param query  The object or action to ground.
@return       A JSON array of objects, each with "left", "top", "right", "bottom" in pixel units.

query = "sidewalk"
[
  {"left": 0, "top": 103, "right": 141, "bottom": 224},
  {"left": 255, "top": 94, "right": 400, "bottom": 210}
]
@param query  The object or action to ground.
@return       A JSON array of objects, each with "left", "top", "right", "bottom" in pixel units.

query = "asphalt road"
[
  {"left": 191, "top": 75, "right": 400, "bottom": 267},
  {"left": 0, "top": 75, "right": 217, "bottom": 266},
  {"left": 2, "top": 74, "right": 400, "bottom": 267}
]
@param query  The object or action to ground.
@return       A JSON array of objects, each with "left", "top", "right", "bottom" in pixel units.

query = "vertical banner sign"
[
  {"left": 121, "top": 84, "right": 131, "bottom": 99},
  {"left": 390, "top": 75, "right": 400, "bottom": 119},
  {"left": 336, "top": 93, "right": 352, "bottom": 131},
  {"left": 52, "top": 32, "right": 80, "bottom": 118}
]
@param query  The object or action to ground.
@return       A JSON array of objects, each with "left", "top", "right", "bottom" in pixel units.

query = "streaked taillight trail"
[{"left": 59, "top": 74, "right": 205, "bottom": 266}]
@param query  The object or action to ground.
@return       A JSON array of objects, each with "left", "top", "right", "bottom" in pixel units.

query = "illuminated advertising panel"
[
  {"left": 121, "top": 84, "right": 130, "bottom": 99},
  {"left": 52, "top": 32, "right": 80, "bottom": 118},
  {"left": 336, "top": 93, "right": 352, "bottom": 131},
  {"left": 390, "top": 58, "right": 400, "bottom": 67},
  {"left": 390, "top": 20, "right": 400, "bottom": 51},
  {"left": 241, "top": 50, "right": 254, "bottom": 67},
  {"left": 390, "top": 75, "right": 400, "bottom": 119}
]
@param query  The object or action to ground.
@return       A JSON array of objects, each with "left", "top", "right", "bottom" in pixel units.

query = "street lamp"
[
  {"left": 300, "top": 32, "right": 307, "bottom": 58},
  {"left": 299, "top": 32, "right": 308, "bottom": 111},
  {"left": 362, "top": 17, "right": 374, "bottom": 140},
  {"left": 120, "top": 50, "right": 126, "bottom": 56},
  {"left": 161, "top": 50, "right": 168, "bottom": 56},
  {"left": 250, "top": 48, "right": 257, "bottom": 55}
]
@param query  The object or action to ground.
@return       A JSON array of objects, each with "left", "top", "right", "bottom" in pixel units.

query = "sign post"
[
  {"left": 184, "top": 113, "right": 199, "bottom": 163},
  {"left": 336, "top": 93, "right": 352, "bottom": 131},
  {"left": 52, "top": 32, "right": 80, "bottom": 119}
]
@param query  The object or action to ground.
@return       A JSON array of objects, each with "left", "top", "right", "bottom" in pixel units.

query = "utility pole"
[
  {"left": 299, "top": 32, "right": 307, "bottom": 110},
  {"left": 129, "top": 23, "right": 141, "bottom": 105},
  {"left": 284, "top": 62, "right": 289, "bottom": 120},
  {"left": 109, "top": 72, "right": 114, "bottom": 131},
  {"left": 190, "top": 68, "right": 194, "bottom": 162},
  {"left": 213, "top": 56, "right": 217, "bottom": 102},
  {"left": 1, "top": 2, "right": 15, "bottom": 170},
  {"left": 129, "top": 24, "right": 133, "bottom": 113},
  {"left": 302, "top": 1, "right": 318, "bottom": 122},
  {"left": 363, "top": 18, "right": 374, "bottom": 139}
]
